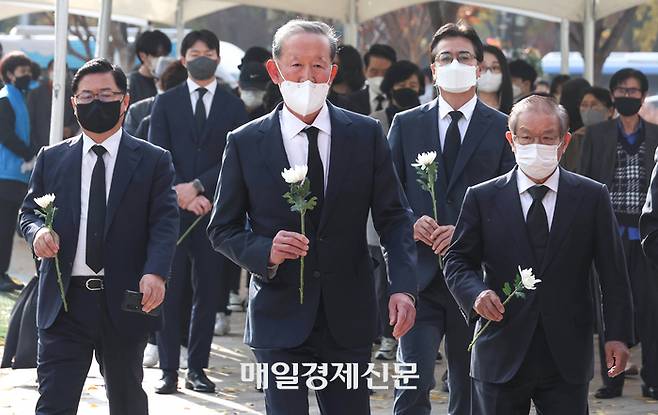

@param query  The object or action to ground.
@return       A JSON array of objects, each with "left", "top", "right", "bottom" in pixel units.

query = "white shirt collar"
[
  {"left": 517, "top": 166, "right": 560, "bottom": 195},
  {"left": 438, "top": 93, "right": 478, "bottom": 122},
  {"left": 280, "top": 103, "right": 331, "bottom": 141},
  {"left": 82, "top": 128, "right": 122, "bottom": 158},
  {"left": 187, "top": 78, "right": 217, "bottom": 96}
]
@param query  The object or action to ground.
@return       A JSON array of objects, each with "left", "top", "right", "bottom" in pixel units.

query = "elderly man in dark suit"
[
  {"left": 580, "top": 68, "right": 658, "bottom": 400},
  {"left": 445, "top": 95, "right": 633, "bottom": 414},
  {"left": 149, "top": 29, "right": 248, "bottom": 394},
  {"left": 388, "top": 23, "right": 515, "bottom": 415},
  {"left": 20, "top": 58, "right": 179, "bottom": 415},
  {"left": 208, "top": 19, "right": 417, "bottom": 415}
]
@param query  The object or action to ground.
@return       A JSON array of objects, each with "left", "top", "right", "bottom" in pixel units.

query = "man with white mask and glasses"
[
  {"left": 207, "top": 20, "right": 418, "bottom": 414},
  {"left": 389, "top": 22, "right": 514, "bottom": 414},
  {"left": 445, "top": 95, "right": 633, "bottom": 414}
]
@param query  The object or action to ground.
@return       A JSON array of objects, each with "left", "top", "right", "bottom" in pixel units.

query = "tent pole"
[
  {"left": 176, "top": 0, "right": 185, "bottom": 54},
  {"left": 50, "top": 0, "right": 69, "bottom": 145},
  {"left": 343, "top": 0, "right": 358, "bottom": 46},
  {"left": 95, "top": 0, "right": 112, "bottom": 59},
  {"left": 583, "top": 0, "right": 595, "bottom": 83},
  {"left": 560, "top": 18, "right": 569, "bottom": 75}
]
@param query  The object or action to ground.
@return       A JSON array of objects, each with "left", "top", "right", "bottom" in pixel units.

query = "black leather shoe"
[
  {"left": 155, "top": 371, "right": 178, "bottom": 394},
  {"left": 642, "top": 384, "right": 658, "bottom": 399},
  {"left": 0, "top": 273, "right": 23, "bottom": 292},
  {"left": 595, "top": 386, "right": 622, "bottom": 399},
  {"left": 186, "top": 369, "right": 215, "bottom": 393}
]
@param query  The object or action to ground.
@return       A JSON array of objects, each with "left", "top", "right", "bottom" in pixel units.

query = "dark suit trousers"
[
  {"left": 394, "top": 273, "right": 473, "bottom": 415},
  {"left": 251, "top": 299, "right": 371, "bottom": 415},
  {"left": 36, "top": 284, "right": 148, "bottom": 415},
  {"left": 472, "top": 323, "right": 588, "bottom": 415},
  {"left": 157, "top": 220, "right": 233, "bottom": 371},
  {"left": 600, "top": 235, "right": 658, "bottom": 390}
]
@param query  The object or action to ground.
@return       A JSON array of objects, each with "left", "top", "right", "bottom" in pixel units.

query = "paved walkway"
[{"left": 1, "top": 235, "right": 658, "bottom": 414}]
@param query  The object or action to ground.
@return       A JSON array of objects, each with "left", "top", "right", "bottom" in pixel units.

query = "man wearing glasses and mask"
[
  {"left": 20, "top": 58, "right": 179, "bottom": 415},
  {"left": 388, "top": 23, "right": 515, "bottom": 414}
]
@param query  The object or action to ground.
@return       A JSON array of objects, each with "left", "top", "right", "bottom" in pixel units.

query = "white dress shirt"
[
  {"left": 368, "top": 84, "right": 388, "bottom": 113},
  {"left": 437, "top": 93, "right": 478, "bottom": 151},
  {"left": 279, "top": 103, "right": 331, "bottom": 191},
  {"left": 187, "top": 78, "right": 217, "bottom": 118},
  {"left": 71, "top": 129, "right": 123, "bottom": 276},
  {"left": 517, "top": 167, "right": 560, "bottom": 231}
]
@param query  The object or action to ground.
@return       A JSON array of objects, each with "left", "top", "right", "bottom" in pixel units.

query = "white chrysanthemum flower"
[
  {"left": 281, "top": 165, "right": 308, "bottom": 184},
  {"left": 519, "top": 266, "right": 542, "bottom": 290},
  {"left": 34, "top": 194, "right": 56, "bottom": 210},
  {"left": 411, "top": 151, "right": 437, "bottom": 170}
]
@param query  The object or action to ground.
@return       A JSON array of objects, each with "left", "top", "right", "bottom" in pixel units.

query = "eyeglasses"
[
  {"left": 481, "top": 65, "right": 502, "bottom": 74},
  {"left": 514, "top": 135, "right": 561, "bottom": 145},
  {"left": 613, "top": 87, "right": 642, "bottom": 98},
  {"left": 74, "top": 91, "right": 124, "bottom": 105},
  {"left": 435, "top": 51, "right": 476, "bottom": 67}
]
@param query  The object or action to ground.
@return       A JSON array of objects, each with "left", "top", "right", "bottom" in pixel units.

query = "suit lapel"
[
  {"left": 64, "top": 136, "right": 83, "bottom": 231},
  {"left": 258, "top": 104, "right": 291, "bottom": 197},
  {"left": 318, "top": 104, "right": 353, "bottom": 232},
  {"left": 418, "top": 100, "right": 448, "bottom": 196},
  {"left": 104, "top": 133, "right": 142, "bottom": 237},
  {"left": 494, "top": 169, "right": 536, "bottom": 269},
  {"left": 539, "top": 169, "right": 584, "bottom": 275},
  {"left": 447, "top": 100, "right": 492, "bottom": 193}
]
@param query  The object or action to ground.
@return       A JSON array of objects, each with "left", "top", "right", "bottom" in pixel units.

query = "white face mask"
[
  {"left": 368, "top": 76, "right": 384, "bottom": 95},
  {"left": 514, "top": 143, "right": 560, "bottom": 180},
  {"left": 241, "top": 89, "right": 266, "bottom": 110},
  {"left": 512, "top": 83, "right": 523, "bottom": 99},
  {"left": 435, "top": 60, "right": 477, "bottom": 93},
  {"left": 477, "top": 70, "right": 502, "bottom": 93},
  {"left": 276, "top": 62, "right": 330, "bottom": 116}
]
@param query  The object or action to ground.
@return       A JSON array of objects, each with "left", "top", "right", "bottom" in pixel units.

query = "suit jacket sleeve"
[
  {"left": 148, "top": 95, "right": 184, "bottom": 186},
  {"left": 196, "top": 104, "right": 249, "bottom": 195},
  {"left": 370, "top": 120, "right": 418, "bottom": 300},
  {"left": 594, "top": 184, "right": 634, "bottom": 344},
  {"left": 498, "top": 138, "right": 516, "bottom": 175},
  {"left": 444, "top": 187, "right": 488, "bottom": 322},
  {"left": 142, "top": 150, "right": 180, "bottom": 279},
  {"left": 19, "top": 147, "right": 47, "bottom": 252},
  {"left": 207, "top": 133, "right": 273, "bottom": 281},
  {"left": 641, "top": 147, "right": 658, "bottom": 264},
  {"left": 387, "top": 114, "right": 406, "bottom": 190}
]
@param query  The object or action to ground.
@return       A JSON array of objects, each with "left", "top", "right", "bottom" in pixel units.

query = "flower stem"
[
  {"left": 54, "top": 253, "right": 68, "bottom": 312},
  {"left": 299, "top": 212, "right": 305, "bottom": 304},
  {"left": 177, "top": 214, "right": 206, "bottom": 246},
  {"left": 467, "top": 286, "right": 521, "bottom": 352},
  {"left": 428, "top": 177, "right": 444, "bottom": 270}
]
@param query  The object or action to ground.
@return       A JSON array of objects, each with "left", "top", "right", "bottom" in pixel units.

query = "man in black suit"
[
  {"left": 389, "top": 23, "right": 515, "bottom": 415},
  {"left": 347, "top": 44, "right": 396, "bottom": 115},
  {"left": 20, "top": 58, "right": 179, "bottom": 415},
  {"left": 445, "top": 95, "right": 634, "bottom": 414},
  {"left": 207, "top": 20, "right": 417, "bottom": 414},
  {"left": 149, "top": 29, "right": 248, "bottom": 394}
]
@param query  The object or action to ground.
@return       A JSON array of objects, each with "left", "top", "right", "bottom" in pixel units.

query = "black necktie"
[
  {"left": 305, "top": 127, "right": 324, "bottom": 227},
  {"left": 86, "top": 145, "right": 107, "bottom": 273},
  {"left": 374, "top": 94, "right": 386, "bottom": 111},
  {"left": 443, "top": 110, "right": 463, "bottom": 180},
  {"left": 195, "top": 87, "right": 207, "bottom": 133},
  {"left": 527, "top": 185, "right": 550, "bottom": 265}
]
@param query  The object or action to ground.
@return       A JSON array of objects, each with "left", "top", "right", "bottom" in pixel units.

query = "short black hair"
[
  {"left": 180, "top": 30, "right": 220, "bottom": 57},
  {"left": 240, "top": 46, "right": 271, "bottom": 69},
  {"left": 430, "top": 22, "right": 484, "bottom": 63},
  {"left": 336, "top": 45, "right": 365, "bottom": 92},
  {"left": 580, "top": 86, "right": 613, "bottom": 108},
  {"left": 509, "top": 59, "right": 537, "bottom": 88},
  {"left": 609, "top": 67, "right": 649, "bottom": 93},
  {"left": 71, "top": 58, "right": 127, "bottom": 94},
  {"left": 380, "top": 60, "right": 425, "bottom": 98},
  {"left": 364, "top": 44, "right": 397, "bottom": 68},
  {"left": 159, "top": 60, "right": 188, "bottom": 91},
  {"left": 135, "top": 30, "right": 172, "bottom": 63},
  {"left": 0, "top": 51, "right": 32, "bottom": 83},
  {"left": 550, "top": 74, "right": 570, "bottom": 95}
]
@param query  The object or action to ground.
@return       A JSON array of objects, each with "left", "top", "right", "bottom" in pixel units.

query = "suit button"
[{"left": 313, "top": 271, "right": 321, "bottom": 278}]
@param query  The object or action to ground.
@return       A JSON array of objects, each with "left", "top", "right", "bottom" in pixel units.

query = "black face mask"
[
  {"left": 391, "top": 88, "right": 420, "bottom": 110},
  {"left": 14, "top": 75, "right": 31, "bottom": 91},
  {"left": 614, "top": 97, "right": 642, "bottom": 117},
  {"left": 75, "top": 99, "right": 123, "bottom": 134}
]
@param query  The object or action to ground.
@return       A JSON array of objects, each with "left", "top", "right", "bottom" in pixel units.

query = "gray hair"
[
  {"left": 272, "top": 20, "right": 338, "bottom": 61},
  {"left": 509, "top": 95, "right": 570, "bottom": 137}
]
